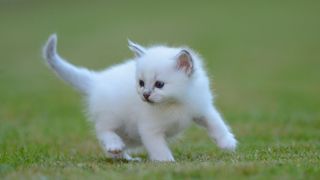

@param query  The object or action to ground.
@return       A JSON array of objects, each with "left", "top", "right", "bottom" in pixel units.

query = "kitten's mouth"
[{"left": 142, "top": 98, "right": 154, "bottom": 104}]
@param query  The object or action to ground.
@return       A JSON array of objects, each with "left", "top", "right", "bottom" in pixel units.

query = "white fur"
[{"left": 43, "top": 34, "right": 237, "bottom": 162}]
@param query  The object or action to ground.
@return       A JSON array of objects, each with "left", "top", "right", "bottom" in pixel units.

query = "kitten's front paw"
[{"left": 217, "top": 133, "right": 237, "bottom": 151}]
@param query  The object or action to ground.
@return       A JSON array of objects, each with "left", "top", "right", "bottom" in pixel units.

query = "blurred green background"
[{"left": 0, "top": 0, "right": 319, "bottom": 179}]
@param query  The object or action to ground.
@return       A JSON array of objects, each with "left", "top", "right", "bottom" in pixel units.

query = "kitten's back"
[{"left": 87, "top": 60, "right": 142, "bottom": 121}]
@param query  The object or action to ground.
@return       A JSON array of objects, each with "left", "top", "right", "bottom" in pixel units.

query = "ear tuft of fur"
[
  {"left": 176, "top": 49, "right": 193, "bottom": 76},
  {"left": 128, "top": 39, "right": 146, "bottom": 57}
]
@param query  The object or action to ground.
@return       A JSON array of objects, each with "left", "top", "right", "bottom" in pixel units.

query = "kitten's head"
[{"left": 128, "top": 40, "right": 194, "bottom": 105}]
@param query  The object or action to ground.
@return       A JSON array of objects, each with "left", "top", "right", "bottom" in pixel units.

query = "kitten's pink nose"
[{"left": 143, "top": 92, "right": 151, "bottom": 100}]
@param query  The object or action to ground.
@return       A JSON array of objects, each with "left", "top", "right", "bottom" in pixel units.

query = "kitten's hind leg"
[
  {"left": 98, "top": 131, "right": 141, "bottom": 161},
  {"left": 98, "top": 131, "right": 125, "bottom": 156},
  {"left": 194, "top": 107, "right": 237, "bottom": 151}
]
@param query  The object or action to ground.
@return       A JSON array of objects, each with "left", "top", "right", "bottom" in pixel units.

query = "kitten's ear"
[
  {"left": 128, "top": 40, "right": 146, "bottom": 57},
  {"left": 176, "top": 49, "right": 193, "bottom": 76}
]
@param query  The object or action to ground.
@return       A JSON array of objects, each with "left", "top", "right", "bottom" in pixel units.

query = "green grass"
[{"left": 0, "top": 0, "right": 319, "bottom": 179}]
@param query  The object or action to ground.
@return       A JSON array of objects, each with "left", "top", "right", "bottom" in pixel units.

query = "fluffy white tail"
[{"left": 43, "top": 34, "right": 95, "bottom": 94}]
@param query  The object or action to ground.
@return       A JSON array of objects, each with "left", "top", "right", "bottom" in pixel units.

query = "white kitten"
[{"left": 43, "top": 34, "right": 237, "bottom": 162}]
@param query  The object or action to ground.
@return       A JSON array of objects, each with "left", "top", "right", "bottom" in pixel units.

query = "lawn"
[{"left": 0, "top": 0, "right": 319, "bottom": 179}]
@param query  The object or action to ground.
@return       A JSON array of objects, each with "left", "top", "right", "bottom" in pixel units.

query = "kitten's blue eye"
[
  {"left": 155, "top": 81, "right": 164, "bottom": 89},
  {"left": 139, "top": 80, "right": 145, "bottom": 87}
]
